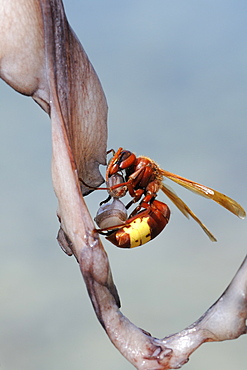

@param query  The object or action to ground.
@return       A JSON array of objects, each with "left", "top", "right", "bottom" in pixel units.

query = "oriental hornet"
[{"left": 93, "top": 148, "right": 245, "bottom": 248}]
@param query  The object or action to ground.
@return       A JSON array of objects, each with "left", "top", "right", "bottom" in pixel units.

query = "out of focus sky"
[{"left": 0, "top": 1, "right": 246, "bottom": 369}]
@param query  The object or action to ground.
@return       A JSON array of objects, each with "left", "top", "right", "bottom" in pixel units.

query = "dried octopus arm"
[
  {"left": 78, "top": 250, "right": 247, "bottom": 370},
  {"left": 41, "top": 0, "right": 108, "bottom": 195},
  {"left": 158, "top": 255, "right": 247, "bottom": 369},
  {"left": 0, "top": 0, "right": 48, "bottom": 104},
  {"left": 31, "top": 1, "right": 247, "bottom": 362},
  {"left": 0, "top": 0, "right": 106, "bottom": 193},
  {"left": 0, "top": 1, "right": 246, "bottom": 369}
]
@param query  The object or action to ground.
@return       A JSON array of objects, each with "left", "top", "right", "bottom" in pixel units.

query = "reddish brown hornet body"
[
  {"left": 95, "top": 148, "right": 245, "bottom": 248},
  {"left": 98, "top": 199, "right": 170, "bottom": 248}
]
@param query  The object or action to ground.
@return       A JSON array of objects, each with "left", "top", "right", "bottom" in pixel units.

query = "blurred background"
[{"left": 0, "top": 1, "right": 246, "bottom": 369}]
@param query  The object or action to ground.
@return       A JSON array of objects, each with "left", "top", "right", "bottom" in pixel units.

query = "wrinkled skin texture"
[
  {"left": 0, "top": 1, "right": 246, "bottom": 369},
  {"left": 0, "top": 0, "right": 107, "bottom": 194}
]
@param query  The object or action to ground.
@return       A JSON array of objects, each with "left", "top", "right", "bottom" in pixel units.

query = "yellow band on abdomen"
[{"left": 123, "top": 217, "right": 151, "bottom": 248}]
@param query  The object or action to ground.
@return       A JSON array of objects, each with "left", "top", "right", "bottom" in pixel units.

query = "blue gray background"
[{"left": 0, "top": 1, "right": 246, "bottom": 369}]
